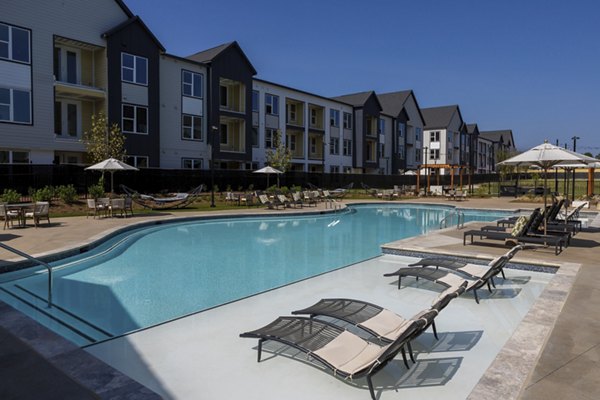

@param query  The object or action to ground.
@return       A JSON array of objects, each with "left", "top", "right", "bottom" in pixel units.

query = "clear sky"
[{"left": 124, "top": 0, "right": 600, "bottom": 155}]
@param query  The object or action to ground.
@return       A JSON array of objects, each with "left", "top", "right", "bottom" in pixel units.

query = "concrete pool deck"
[{"left": 0, "top": 197, "right": 599, "bottom": 399}]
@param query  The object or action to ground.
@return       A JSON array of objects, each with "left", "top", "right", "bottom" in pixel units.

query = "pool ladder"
[
  {"left": 440, "top": 210, "right": 465, "bottom": 230},
  {"left": 0, "top": 242, "right": 52, "bottom": 308}
]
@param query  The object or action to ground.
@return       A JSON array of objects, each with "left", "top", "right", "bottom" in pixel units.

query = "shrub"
[
  {"left": 56, "top": 184, "right": 78, "bottom": 204},
  {"left": 30, "top": 186, "right": 55, "bottom": 202},
  {"left": 88, "top": 183, "right": 105, "bottom": 199},
  {"left": 1, "top": 188, "right": 21, "bottom": 203}
]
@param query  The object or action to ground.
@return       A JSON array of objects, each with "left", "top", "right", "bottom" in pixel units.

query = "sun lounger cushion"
[
  {"left": 511, "top": 216, "right": 528, "bottom": 237},
  {"left": 359, "top": 309, "right": 409, "bottom": 341}
]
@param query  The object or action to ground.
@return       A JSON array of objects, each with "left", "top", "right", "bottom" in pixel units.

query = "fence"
[{"left": 9, "top": 164, "right": 593, "bottom": 196}]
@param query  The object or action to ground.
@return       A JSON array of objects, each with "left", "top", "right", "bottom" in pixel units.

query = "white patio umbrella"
[
  {"left": 497, "top": 142, "right": 592, "bottom": 234},
  {"left": 253, "top": 166, "right": 283, "bottom": 188},
  {"left": 85, "top": 158, "right": 138, "bottom": 194}
]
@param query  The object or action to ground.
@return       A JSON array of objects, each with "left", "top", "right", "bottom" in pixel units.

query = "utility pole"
[{"left": 572, "top": 136, "right": 580, "bottom": 202}]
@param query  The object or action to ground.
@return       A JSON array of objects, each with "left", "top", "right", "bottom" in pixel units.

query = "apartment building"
[
  {"left": 421, "top": 105, "right": 465, "bottom": 175},
  {"left": 331, "top": 91, "right": 382, "bottom": 174},
  {"left": 2, "top": 0, "right": 514, "bottom": 177},
  {"left": 476, "top": 135, "right": 495, "bottom": 173},
  {"left": 252, "top": 79, "right": 353, "bottom": 173},
  {"left": 378, "top": 90, "right": 425, "bottom": 173}
]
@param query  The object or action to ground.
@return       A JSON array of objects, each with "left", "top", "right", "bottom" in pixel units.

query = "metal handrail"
[
  {"left": 439, "top": 210, "right": 465, "bottom": 230},
  {"left": 0, "top": 242, "right": 52, "bottom": 308}
]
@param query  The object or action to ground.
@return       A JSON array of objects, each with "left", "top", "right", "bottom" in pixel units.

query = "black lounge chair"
[
  {"left": 463, "top": 209, "right": 568, "bottom": 255},
  {"left": 240, "top": 316, "right": 425, "bottom": 400},
  {"left": 292, "top": 282, "right": 467, "bottom": 346},
  {"left": 383, "top": 249, "right": 520, "bottom": 303}
]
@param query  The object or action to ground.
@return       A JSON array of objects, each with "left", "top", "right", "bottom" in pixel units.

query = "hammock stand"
[{"left": 120, "top": 184, "right": 204, "bottom": 210}]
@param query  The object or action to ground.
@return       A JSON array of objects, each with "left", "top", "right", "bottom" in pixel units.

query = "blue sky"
[{"left": 124, "top": 0, "right": 600, "bottom": 154}]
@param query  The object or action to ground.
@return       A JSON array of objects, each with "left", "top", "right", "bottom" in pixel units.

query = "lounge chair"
[
  {"left": 240, "top": 316, "right": 425, "bottom": 400},
  {"left": 463, "top": 210, "right": 568, "bottom": 255},
  {"left": 292, "top": 282, "right": 467, "bottom": 345},
  {"left": 291, "top": 192, "right": 304, "bottom": 208},
  {"left": 276, "top": 194, "right": 291, "bottom": 208},
  {"left": 384, "top": 248, "right": 520, "bottom": 303},
  {"left": 24, "top": 201, "right": 50, "bottom": 227}
]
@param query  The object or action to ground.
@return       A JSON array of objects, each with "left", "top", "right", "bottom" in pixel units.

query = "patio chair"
[
  {"left": 109, "top": 198, "right": 125, "bottom": 218},
  {"left": 240, "top": 316, "right": 424, "bottom": 400},
  {"left": 124, "top": 196, "right": 134, "bottom": 217},
  {"left": 24, "top": 201, "right": 50, "bottom": 227},
  {"left": 302, "top": 191, "right": 317, "bottom": 207},
  {"left": 384, "top": 250, "right": 517, "bottom": 303},
  {"left": 0, "top": 203, "right": 19, "bottom": 230},
  {"left": 292, "top": 282, "right": 467, "bottom": 345},
  {"left": 86, "top": 199, "right": 106, "bottom": 219}
]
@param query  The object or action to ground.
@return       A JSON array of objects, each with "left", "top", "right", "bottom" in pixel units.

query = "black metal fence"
[{"left": 0, "top": 164, "right": 507, "bottom": 196}]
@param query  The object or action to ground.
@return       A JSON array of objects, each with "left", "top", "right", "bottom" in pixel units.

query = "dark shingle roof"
[
  {"left": 187, "top": 41, "right": 257, "bottom": 75},
  {"left": 377, "top": 91, "right": 412, "bottom": 116},
  {"left": 331, "top": 91, "right": 375, "bottom": 106},
  {"left": 103, "top": 16, "right": 165, "bottom": 51},
  {"left": 422, "top": 105, "right": 462, "bottom": 130},
  {"left": 466, "top": 123, "right": 479, "bottom": 134},
  {"left": 480, "top": 130, "right": 515, "bottom": 148}
]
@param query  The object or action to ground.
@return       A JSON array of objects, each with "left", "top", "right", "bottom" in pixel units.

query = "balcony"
[
  {"left": 219, "top": 117, "right": 246, "bottom": 153},
  {"left": 286, "top": 99, "right": 304, "bottom": 127},
  {"left": 219, "top": 78, "right": 246, "bottom": 114},
  {"left": 308, "top": 133, "right": 324, "bottom": 160},
  {"left": 286, "top": 129, "right": 304, "bottom": 159},
  {"left": 308, "top": 105, "right": 324, "bottom": 131},
  {"left": 54, "top": 36, "right": 106, "bottom": 101},
  {"left": 365, "top": 116, "right": 377, "bottom": 137}
]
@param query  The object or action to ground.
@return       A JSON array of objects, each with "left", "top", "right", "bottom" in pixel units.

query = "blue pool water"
[{"left": 0, "top": 204, "right": 511, "bottom": 345}]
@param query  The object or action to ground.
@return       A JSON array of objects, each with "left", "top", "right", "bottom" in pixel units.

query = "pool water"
[{"left": 0, "top": 204, "right": 512, "bottom": 345}]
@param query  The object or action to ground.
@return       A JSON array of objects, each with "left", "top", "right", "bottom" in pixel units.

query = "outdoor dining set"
[
  {"left": 86, "top": 197, "right": 134, "bottom": 219},
  {"left": 0, "top": 202, "right": 50, "bottom": 229}
]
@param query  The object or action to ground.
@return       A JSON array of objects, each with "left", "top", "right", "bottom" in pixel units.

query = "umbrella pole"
[
  {"left": 111, "top": 171, "right": 115, "bottom": 195},
  {"left": 544, "top": 169, "right": 547, "bottom": 237}
]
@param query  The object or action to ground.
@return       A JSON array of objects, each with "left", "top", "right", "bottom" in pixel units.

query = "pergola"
[{"left": 415, "top": 164, "right": 472, "bottom": 194}]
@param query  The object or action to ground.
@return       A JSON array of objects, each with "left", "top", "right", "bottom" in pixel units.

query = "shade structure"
[
  {"left": 253, "top": 166, "right": 283, "bottom": 188},
  {"left": 85, "top": 158, "right": 138, "bottom": 194},
  {"left": 498, "top": 142, "right": 595, "bottom": 234}
]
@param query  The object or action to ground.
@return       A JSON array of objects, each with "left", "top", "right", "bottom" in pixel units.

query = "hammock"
[{"left": 120, "top": 184, "right": 204, "bottom": 210}]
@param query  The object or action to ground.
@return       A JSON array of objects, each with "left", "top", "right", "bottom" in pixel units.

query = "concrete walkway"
[{"left": 0, "top": 197, "right": 598, "bottom": 399}]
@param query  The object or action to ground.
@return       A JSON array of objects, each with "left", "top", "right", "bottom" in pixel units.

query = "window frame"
[
  {"left": 0, "top": 23, "right": 31, "bottom": 64},
  {"left": 265, "top": 93, "right": 279, "bottom": 115},
  {"left": 122, "top": 104, "right": 148, "bottom": 135},
  {"left": 343, "top": 112, "right": 352, "bottom": 129},
  {"left": 265, "top": 128, "right": 275, "bottom": 148},
  {"left": 343, "top": 139, "right": 352, "bottom": 156},
  {"left": 121, "top": 52, "right": 148, "bottom": 86},
  {"left": 127, "top": 155, "right": 149, "bottom": 168},
  {"left": 330, "top": 137, "right": 340, "bottom": 155},
  {"left": 182, "top": 70, "right": 203, "bottom": 98},
  {"left": 252, "top": 90, "right": 259, "bottom": 112},
  {"left": 330, "top": 109, "right": 340, "bottom": 127},
  {"left": 0, "top": 87, "right": 31, "bottom": 124},
  {"left": 181, "top": 158, "right": 203, "bottom": 169},
  {"left": 181, "top": 114, "right": 203, "bottom": 141}
]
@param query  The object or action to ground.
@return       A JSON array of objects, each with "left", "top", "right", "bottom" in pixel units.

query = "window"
[
  {"left": 330, "top": 109, "right": 339, "bottom": 127},
  {"left": 378, "top": 143, "right": 385, "bottom": 158},
  {"left": 288, "top": 103, "right": 296, "bottom": 123},
  {"left": 415, "top": 127, "right": 421, "bottom": 141},
  {"left": 67, "top": 103, "right": 77, "bottom": 136},
  {"left": 398, "top": 145, "right": 405, "bottom": 160},
  {"left": 251, "top": 127, "right": 258, "bottom": 147},
  {"left": 330, "top": 138, "right": 339, "bottom": 155},
  {"left": 127, "top": 155, "right": 148, "bottom": 168},
  {"left": 286, "top": 134, "right": 296, "bottom": 151},
  {"left": 265, "top": 128, "right": 275, "bottom": 148},
  {"left": 121, "top": 53, "right": 147, "bottom": 85},
  {"left": 430, "top": 149, "right": 440, "bottom": 160},
  {"left": 0, "top": 87, "right": 31, "bottom": 124},
  {"left": 397, "top": 121, "right": 405, "bottom": 136},
  {"left": 415, "top": 149, "right": 421, "bottom": 162},
  {"left": 430, "top": 131, "right": 440, "bottom": 142},
  {"left": 182, "top": 114, "right": 202, "bottom": 140},
  {"left": 265, "top": 93, "right": 278, "bottom": 115},
  {"left": 0, "top": 23, "right": 30, "bottom": 64},
  {"left": 122, "top": 104, "right": 148, "bottom": 134},
  {"left": 343, "top": 112, "right": 352, "bottom": 129},
  {"left": 220, "top": 123, "right": 228, "bottom": 144},
  {"left": 330, "top": 165, "right": 339, "bottom": 174},
  {"left": 0, "top": 150, "right": 29, "bottom": 164},
  {"left": 310, "top": 137, "right": 317, "bottom": 154},
  {"left": 182, "top": 158, "right": 202, "bottom": 169},
  {"left": 182, "top": 71, "right": 203, "bottom": 98},
  {"left": 220, "top": 85, "right": 228, "bottom": 107},
  {"left": 343, "top": 139, "right": 352, "bottom": 156},
  {"left": 310, "top": 109, "right": 317, "bottom": 125},
  {"left": 378, "top": 118, "right": 385, "bottom": 134},
  {"left": 252, "top": 90, "right": 259, "bottom": 112}
]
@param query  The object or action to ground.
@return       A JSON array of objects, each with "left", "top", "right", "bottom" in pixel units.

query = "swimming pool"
[{"left": 0, "top": 204, "right": 512, "bottom": 346}]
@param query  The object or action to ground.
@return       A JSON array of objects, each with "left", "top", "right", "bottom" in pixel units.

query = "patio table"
[{"left": 6, "top": 203, "right": 34, "bottom": 228}]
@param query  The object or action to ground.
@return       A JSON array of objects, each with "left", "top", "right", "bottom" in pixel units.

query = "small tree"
[
  {"left": 266, "top": 129, "right": 292, "bottom": 187},
  {"left": 83, "top": 112, "right": 126, "bottom": 163}
]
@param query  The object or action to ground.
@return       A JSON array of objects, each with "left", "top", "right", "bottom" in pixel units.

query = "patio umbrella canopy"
[
  {"left": 85, "top": 158, "right": 138, "bottom": 194},
  {"left": 497, "top": 142, "right": 595, "bottom": 234},
  {"left": 253, "top": 166, "right": 283, "bottom": 189}
]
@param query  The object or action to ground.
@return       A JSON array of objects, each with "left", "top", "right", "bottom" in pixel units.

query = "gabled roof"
[
  {"left": 114, "top": 0, "right": 134, "bottom": 18},
  {"left": 187, "top": 41, "right": 257, "bottom": 75},
  {"left": 377, "top": 90, "right": 425, "bottom": 124},
  {"left": 253, "top": 78, "right": 352, "bottom": 107},
  {"left": 103, "top": 16, "right": 165, "bottom": 52},
  {"left": 466, "top": 123, "right": 479, "bottom": 135},
  {"left": 479, "top": 130, "right": 515, "bottom": 148},
  {"left": 422, "top": 105, "right": 463, "bottom": 130},
  {"left": 331, "top": 91, "right": 382, "bottom": 111}
]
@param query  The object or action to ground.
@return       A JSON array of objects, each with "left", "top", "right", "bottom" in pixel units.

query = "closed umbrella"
[
  {"left": 498, "top": 142, "right": 594, "bottom": 235},
  {"left": 85, "top": 158, "right": 138, "bottom": 194},
  {"left": 253, "top": 166, "right": 283, "bottom": 189}
]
